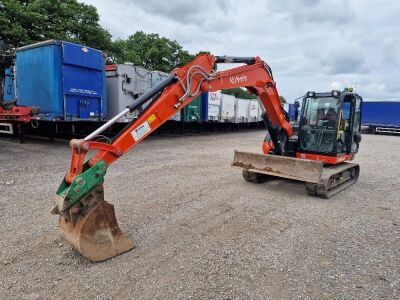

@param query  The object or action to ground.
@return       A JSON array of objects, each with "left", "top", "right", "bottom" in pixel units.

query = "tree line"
[
  {"left": 0, "top": 0, "right": 198, "bottom": 71},
  {"left": 0, "top": 0, "right": 286, "bottom": 101}
]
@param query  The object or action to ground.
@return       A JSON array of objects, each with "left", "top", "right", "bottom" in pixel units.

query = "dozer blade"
[
  {"left": 53, "top": 185, "right": 134, "bottom": 262},
  {"left": 232, "top": 150, "right": 323, "bottom": 183}
]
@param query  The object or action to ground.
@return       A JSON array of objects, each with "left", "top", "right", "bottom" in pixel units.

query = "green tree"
[
  {"left": 0, "top": 0, "right": 112, "bottom": 51},
  {"left": 279, "top": 96, "right": 287, "bottom": 103},
  {"left": 113, "top": 31, "right": 195, "bottom": 72},
  {"left": 221, "top": 88, "right": 257, "bottom": 99}
]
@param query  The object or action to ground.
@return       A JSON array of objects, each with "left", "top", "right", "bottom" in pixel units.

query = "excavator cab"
[
  {"left": 234, "top": 89, "right": 362, "bottom": 198},
  {"left": 297, "top": 90, "right": 362, "bottom": 163}
]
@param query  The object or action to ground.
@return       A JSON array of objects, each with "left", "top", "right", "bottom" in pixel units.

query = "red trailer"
[{"left": 0, "top": 40, "right": 34, "bottom": 142}]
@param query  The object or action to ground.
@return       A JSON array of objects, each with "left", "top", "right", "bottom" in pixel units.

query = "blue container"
[
  {"left": 16, "top": 40, "right": 106, "bottom": 120},
  {"left": 362, "top": 101, "right": 400, "bottom": 128},
  {"left": 3, "top": 67, "right": 15, "bottom": 101},
  {"left": 201, "top": 92, "right": 208, "bottom": 122},
  {"left": 287, "top": 104, "right": 295, "bottom": 121}
]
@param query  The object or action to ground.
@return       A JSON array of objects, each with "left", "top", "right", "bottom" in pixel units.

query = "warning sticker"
[
  {"left": 147, "top": 114, "right": 157, "bottom": 124},
  {"left": 131, "top": 121, "right": 151, "bottom": 141}
]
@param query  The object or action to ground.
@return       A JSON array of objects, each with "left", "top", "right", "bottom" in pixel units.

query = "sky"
[{"left": 82, "top": 0, "right": 399, "bottom": 102}]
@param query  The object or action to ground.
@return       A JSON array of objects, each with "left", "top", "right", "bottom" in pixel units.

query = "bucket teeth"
[
  {"left": 54, "top": 185, "right": 134, "bottom": 262},
  {"left": 51, "top": 195, "right": 71, "bottom": 220},
  {"left": 50, "top": 204, "right": 60, "bottom": 215}
]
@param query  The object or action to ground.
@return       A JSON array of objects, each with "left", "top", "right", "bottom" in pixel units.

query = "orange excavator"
[{"left": 51, "top": 54, "right": 363, "bottom": 261}]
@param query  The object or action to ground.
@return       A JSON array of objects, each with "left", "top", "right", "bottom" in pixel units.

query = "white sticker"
[{"left": 131, "top": 121, "right": 151, "bottom": 141}]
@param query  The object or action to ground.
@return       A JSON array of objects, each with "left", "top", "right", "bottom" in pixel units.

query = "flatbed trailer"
[{"left": 362, "top": 101, "right": 400, "bottom": 134}]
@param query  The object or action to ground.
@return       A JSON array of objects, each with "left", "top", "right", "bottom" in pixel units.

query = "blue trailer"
[
  {"left": 362, "top": 101, "right": 400, "bottom": 134},
  {"left": 287, "top": 103, "right": 296, "bottom": 121},
  {"left": 16, "top": 40, "right": 106, "bottom": 120},
  {"left": 200, "top": 92, "right": 209, "bottom": 122}
]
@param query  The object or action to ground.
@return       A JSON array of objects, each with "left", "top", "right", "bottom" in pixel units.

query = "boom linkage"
[{"left": 62, "top": 54, "right": 291, "bottom": 186}]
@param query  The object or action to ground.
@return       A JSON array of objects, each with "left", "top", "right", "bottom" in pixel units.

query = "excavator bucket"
[
  {"left": 52, "top": 185, "right": 134, "bottom": 262},
  {"left": 232, "top": 150, "right": 324, "bottom": 183}
]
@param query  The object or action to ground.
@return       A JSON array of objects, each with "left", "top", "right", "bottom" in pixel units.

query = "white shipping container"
[
  {"left": 248, "top": 99, "right": 259, "bottom": 122},
  {"left": 150, "top": 70, "right": 180, "bottom": 121},
  {"left": 208, "top": 91, "right": 222, "bottom": 106},
  {"left": 151, "top": 70, "right": 169, "bottom": 87},
  {"left": 220, "top": 94, "right": 236, "bottom": 122},
  {"left": 208, "top": 91, "right": 222, "bottom": 121},
  {"left": 235, "top": 98, "right": 249, "bottom": 123},
  {"left": 170, "top": 111, "right": 181, "bottom": 121},
  {"left": 208, "top": 104, "right": 220, "bottom": 121},
  {"left": 106, "top": 64, "right": 151, "bottom": 122},
  {"left": 258, "top": 100, "right": 264, "bottom": 121}
]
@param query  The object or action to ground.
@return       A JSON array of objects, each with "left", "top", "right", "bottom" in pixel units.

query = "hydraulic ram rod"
[
  {"left": 84, "top": 108, "right": 130, "bottom": 141},
  {"left": 84, "top": 74, "right": 177, "bottom": 141}
]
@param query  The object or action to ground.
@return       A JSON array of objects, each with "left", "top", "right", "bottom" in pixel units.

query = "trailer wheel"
[{"left": 242, "top": 170, "right": 270, "bottom": 183}]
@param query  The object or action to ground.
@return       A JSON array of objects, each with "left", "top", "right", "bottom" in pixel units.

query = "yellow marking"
[
  {"left": 147, "top": 114, "right": 157, "bottom": 124},
  {"left": 337, "top": 111, "right": 342, "bottom": 139}
]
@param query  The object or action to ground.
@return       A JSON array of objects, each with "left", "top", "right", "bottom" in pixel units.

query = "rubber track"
[
  {"left": 242, "top": 169, "right": 271, "bottom": 183},
  {"left": 306, "top": 163, "right": 360, "bottom": 198}
]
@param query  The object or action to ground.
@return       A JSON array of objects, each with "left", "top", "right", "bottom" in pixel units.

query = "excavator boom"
[{"left": 52, "top": 54, "right": 292, "bottom": 261}]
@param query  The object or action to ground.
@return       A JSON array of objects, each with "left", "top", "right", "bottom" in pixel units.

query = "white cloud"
[
  {"left": 330, "top": 81, "right": 343, "bottom": 90},
  {"left": 82, "top": 0, "right": 400, "bottom": 101}
]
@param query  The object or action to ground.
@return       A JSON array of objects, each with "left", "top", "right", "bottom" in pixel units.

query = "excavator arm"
[{"left": 52, "top": 54, "right": 292, "bottom": 261}]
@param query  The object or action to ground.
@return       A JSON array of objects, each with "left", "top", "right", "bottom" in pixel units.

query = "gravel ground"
[{"left": 0, "top": 131, "right": 399, "bottom": 299}]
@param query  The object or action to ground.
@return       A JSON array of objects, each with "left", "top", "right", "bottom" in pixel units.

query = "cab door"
[
  {"left": 348, "top": 96, "right": 362, "bottom": 153},
  {"left": 333, "top": 94, "right": 362, "bottom": 156}
]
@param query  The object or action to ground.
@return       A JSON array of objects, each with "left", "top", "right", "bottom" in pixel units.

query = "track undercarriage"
[{"left": 233, "top": 151, "right": 359, "bottom": 198}]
